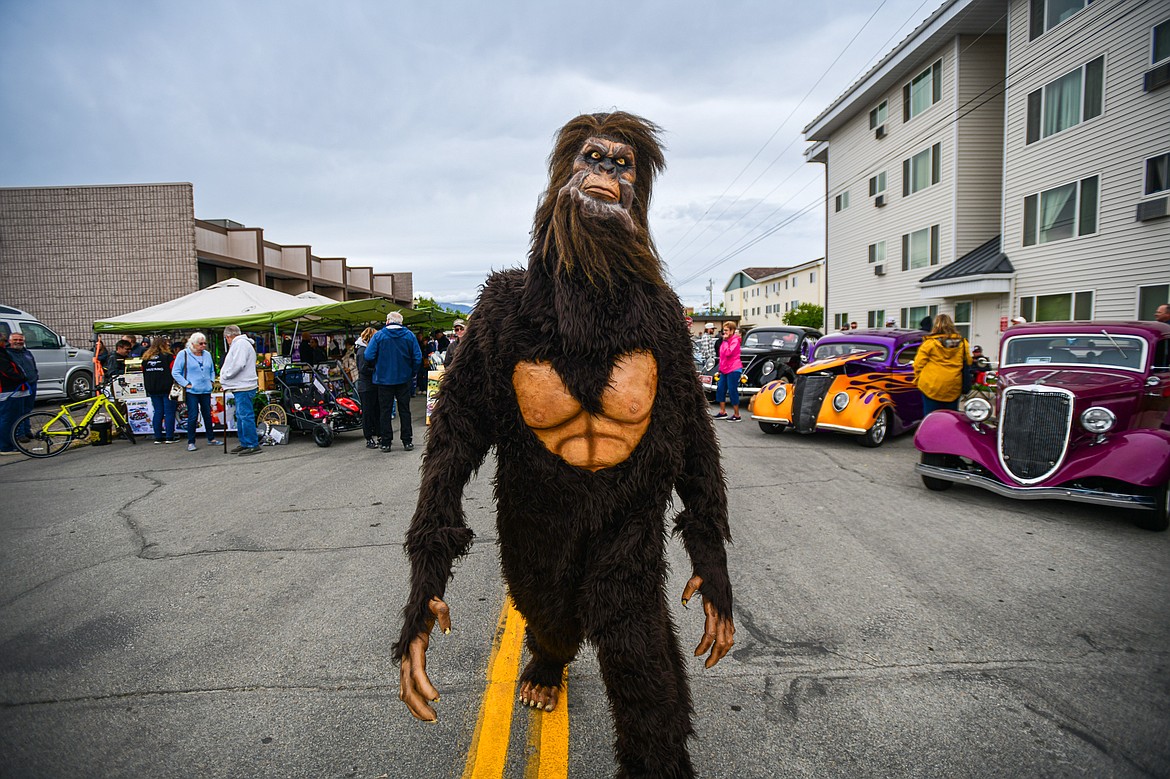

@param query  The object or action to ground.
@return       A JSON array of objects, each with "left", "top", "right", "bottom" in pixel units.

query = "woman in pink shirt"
[{"left": 715, "top": 321, "right": 743, "bottom": 421}]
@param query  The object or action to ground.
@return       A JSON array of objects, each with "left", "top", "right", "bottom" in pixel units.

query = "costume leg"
[{"left": 582, "top": 530, "right": 695, "bottom": 779}]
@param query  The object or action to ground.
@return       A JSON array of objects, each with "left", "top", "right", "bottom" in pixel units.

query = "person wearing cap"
[
  {"left": 698, "top": 322, "right": 719, "bottom": 363},
  {"left": 1010, "top": 316, "right": 1027, "bottom": 327},
  {"left": 885, "top": 319, "right": 896, "bottom": 327},
  {"left": 364, "top": 311, "right": 422, "bottom": 452},
  {"left": 445, "top": 319, "right": 467, "bottom": 365}
]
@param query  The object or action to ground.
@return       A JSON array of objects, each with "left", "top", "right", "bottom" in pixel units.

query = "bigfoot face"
[{"left": 563, "top": 136, "right": 637, "bottom": 225}]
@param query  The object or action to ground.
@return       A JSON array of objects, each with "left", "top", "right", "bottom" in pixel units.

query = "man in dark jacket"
[
  {"left": 7, "top": 332, "right": 38, "bottom": 443},
  {"left": 364, "top": 311, "right": 422, "bottom": 452},
  {"left": 104, "top": 339, "right": 131, "bottom": 377},
  {"left": 0, "top": 331, "right": 30, "bottom": 454}
]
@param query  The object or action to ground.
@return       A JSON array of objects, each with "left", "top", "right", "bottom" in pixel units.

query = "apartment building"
[
  {"left": 722, "top": 258, "right": 825, "bottom": 329},
  {"left": 1002, "top": 0, "right": 1169, "bottom": 322},
  {"left": 0, "top": 183, "right": 413, "bottom": 345},
  {"left": 803, "top": 0, "right": 1169, "bottom": 346},
  {"left": 803, "top": 0, "right": 1008, "bottom": 344}
]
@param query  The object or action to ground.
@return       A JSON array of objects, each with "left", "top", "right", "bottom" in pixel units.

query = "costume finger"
[
  {"left": 702, "top": 602, "right": 735, "bottom": 668},
  {"left": 408, "top": 634, "right": 440, "bottom": 703},
  {"left": 399, "top": 657, "right": 437, "bottom": 721},
  {"left": 681, "top": 575, "right": 703, "bottom": 608},
  {"left": 429, "top": 596, "right": 451, "bottom": 634}
]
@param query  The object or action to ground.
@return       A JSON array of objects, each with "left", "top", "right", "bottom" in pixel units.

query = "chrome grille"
[
  {"left": 793, "top": 374, "right": 833, "bottom": 433},
  {"left": 999, "top": 388, "right": 1072, "bottom": 483}
]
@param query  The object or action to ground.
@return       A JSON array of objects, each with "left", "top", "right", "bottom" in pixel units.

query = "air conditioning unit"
[
  {"left": 1136, "top": 197, "right": 1169, "bottom": 222},
  {"left": 874, "top": 194, "right": 886, "bottom": 208},
  {"left": 875, "top": 125, "right": 887, "bottom": 139},
  {"left": 874, "top": 264, "right": 885, "bottom": 276},
  {"left": 1145, "top": 62, "right": 1170, "bottom": 92}
]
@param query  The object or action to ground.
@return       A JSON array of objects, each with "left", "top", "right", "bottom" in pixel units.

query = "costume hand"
[
  {"left": 681, "top": 575, "right": 735, "bottom": 669},
  {"left": 399, "top": 596, "right": 451, "bottom": 721}
]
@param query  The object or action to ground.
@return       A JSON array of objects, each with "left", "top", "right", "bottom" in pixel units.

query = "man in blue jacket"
[{"left": 365, "top": 311, "right": 422, "bottom": 452}]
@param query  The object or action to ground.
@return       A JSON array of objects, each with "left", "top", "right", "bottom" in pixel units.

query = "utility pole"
[{"left": 706, "top": 279, "right": 714, "bottom": 312}]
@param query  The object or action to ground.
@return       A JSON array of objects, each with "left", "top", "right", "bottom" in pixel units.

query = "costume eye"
[
  {"left": 589, "top": 151, "right": 602, "bottom": 160},
  {"left": 615, "top": 157, "right": 627, "bottom": 166}
]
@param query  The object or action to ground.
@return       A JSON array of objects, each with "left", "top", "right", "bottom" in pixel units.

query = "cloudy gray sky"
[{"left": 0, "top": 0, "right": 937, "bottom": 309}]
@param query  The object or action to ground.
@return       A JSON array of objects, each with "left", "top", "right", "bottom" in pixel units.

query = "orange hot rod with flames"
[{"left": 747, "top": 329, "right": 927, "bottom": 447}]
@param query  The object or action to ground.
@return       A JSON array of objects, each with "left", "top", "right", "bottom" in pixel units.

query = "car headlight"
[
  {"left": 964, "top": 397, "right": 992, "bottom": 422},
  {"left": 1080, "top": 407, "right": 1115, "bottom": 434},
  {"left": 832, "top": 392, "right": 849, "bottom": 412},
  {"left": 704, "top": 358, "right": 716, "bottom": 372},
  {"left": 772, "top": 384, "right": 788, "bottom": 404},
  {"left": 761, "top": 359, "right": 776, "bottom": 377}
]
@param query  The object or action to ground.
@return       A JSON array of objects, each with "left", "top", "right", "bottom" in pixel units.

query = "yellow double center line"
[{"left": 462, "top": 597, "right": 569, "bottom": 779}]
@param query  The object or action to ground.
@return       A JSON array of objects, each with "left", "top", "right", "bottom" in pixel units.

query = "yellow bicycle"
[{"left": 12, "top": 377, "right": 137, "bottom": 457}]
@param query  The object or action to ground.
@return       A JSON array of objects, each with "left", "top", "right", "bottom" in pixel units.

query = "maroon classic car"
[{"left": 914, "top": 321, "right": 1170, "bottom": 531}]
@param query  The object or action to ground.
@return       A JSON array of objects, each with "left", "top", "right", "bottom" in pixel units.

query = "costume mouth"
[{"left": 583, "top": 184, "right": 620, "bottom": 203}]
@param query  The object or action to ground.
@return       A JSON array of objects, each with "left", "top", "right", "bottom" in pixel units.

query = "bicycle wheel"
[{"left": 13, "top": 411, "right": 76, "bottom": 458}]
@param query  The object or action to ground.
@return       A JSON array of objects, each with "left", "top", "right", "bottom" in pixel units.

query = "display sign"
[{"left": 125, "top": 392, "right": 239, "bottom": 435}]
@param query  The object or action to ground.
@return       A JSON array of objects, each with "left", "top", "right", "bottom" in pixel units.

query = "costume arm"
[
  {"left": 672, "top": 353, "right": 733, "bottom": 618},
  {"left": 392, "top": 326, "right": 494, "bottom": 661}
]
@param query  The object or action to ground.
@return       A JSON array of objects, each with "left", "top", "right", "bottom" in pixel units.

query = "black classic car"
[{"left": 699, "top": 325, "right": 822, "bottom": 398}]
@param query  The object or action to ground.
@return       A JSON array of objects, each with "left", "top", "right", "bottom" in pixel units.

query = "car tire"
[
  {"left": 858, "top": 407, "right": 892, "bottom": 448},
  {"left": 919, "top": 452, "right": 954, "bottom": 491},
  {"left": 758, "top": 422, "right": 787, "bottom": 435},
  {"left": 1134, "top": 482, "right": 1169, "bottom": 532},
  {"left": 67, "top": 371, "right": 93, "bottom": 401}
]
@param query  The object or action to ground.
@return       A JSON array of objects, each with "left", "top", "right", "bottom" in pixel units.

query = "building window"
[
  {"left": 900, "top": 305, "right": 938, "bottom": 329},
  {"left": 903, "top": 144, "right": 941, "bottom": 195},
  {"left": 953, "top": 301, "right": 972, "bottom": 340},
  {"left": 793, "top": 276, "right": 799, "bottom": 288},
  {"left": 903, "top": 60, "right": 942, "bottom": 121},
  {"left": 1023, "top": 175, "right": 1099, "bottom": 246},
  {"left": 1030, "top": 0, "right": 1092, "bottom": 39},
  {"left": 834, "top": 313, "right": 849, "bottom": 329},
  {"left": 1155, "top": 19, "right": 1170, "bottom": 65},
  {"left": 1019, "top": 291, "right": 1094, "bottom": 321},
  {"left": 867, "top": 309, "right": 886, "bottom": 328},
  {"left": 809, "top": 270, "right": 816, "bottom": 283},
  {"left": 1146, "top": 153, "right": 1170, "bottom": 196},
  {"left": 835, "top": 191, "right": 850, "bottom": 212},
  {"left": 869, "top": 171, "right": 887, "bottom": 196},
  {"left": 901, "top": 225, "right": 940, "bottom": 270},
  {"left": 1139, "top": 284, "right": 1169, "bottom": 319},
  {"left": 868, "top": 241, "right": 886, "bottom": 264},
  {"left": 1026, "top": 57, "right": 1104, "bottom": 144},
  {"left": 869, "top": 100, "right": 888, "bottom": 129}
]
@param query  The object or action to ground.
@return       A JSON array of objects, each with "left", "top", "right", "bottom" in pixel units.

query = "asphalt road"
[{"left": 1, "top": 396, "right": 1168, "bottom": 778}]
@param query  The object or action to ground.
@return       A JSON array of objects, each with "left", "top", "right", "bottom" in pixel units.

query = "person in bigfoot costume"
[{"left": 393, "top": 111, "right": 735, "bottom": 778}]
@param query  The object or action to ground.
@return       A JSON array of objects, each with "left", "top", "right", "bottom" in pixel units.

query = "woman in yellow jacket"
[{"left": 913, "top": 313, "right": 970, "bottom": 415}]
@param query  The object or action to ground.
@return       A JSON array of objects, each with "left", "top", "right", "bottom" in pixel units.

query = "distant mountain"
[{"left": 436, "top": 302, "right": 473, "bottom": 314}]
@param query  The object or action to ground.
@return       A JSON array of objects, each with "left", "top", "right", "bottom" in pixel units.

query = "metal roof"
[{"left": 919, "top": 235, "right": 1013, "bottom": 282}]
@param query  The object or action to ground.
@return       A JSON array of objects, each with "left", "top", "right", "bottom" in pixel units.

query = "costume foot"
[{"left": 518, "top": 680, "right": 560, "bottom": 712}]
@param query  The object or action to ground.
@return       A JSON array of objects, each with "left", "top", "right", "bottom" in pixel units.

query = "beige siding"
[
  {"left": 955, "top": 33, "right": 1007, "bottom": 258},
  {"left": 1003, "top": 0, "right": 1170, "bottom": 319}
]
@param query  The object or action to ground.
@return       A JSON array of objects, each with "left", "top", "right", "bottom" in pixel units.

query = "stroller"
[{"left": 268, "top": 361, "right": 363, "bottom": 447}]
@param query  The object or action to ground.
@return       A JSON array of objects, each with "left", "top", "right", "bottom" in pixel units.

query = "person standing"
[
  {"left": 698, "top": 322, "right": 719, "bottom": 364},
  {"left": 1154, "top": 304, "right": 1170, "bottom": 323},
  {"left": 913, "top": 313, "right": 971, "bottom": 415},
  {"left": 364, "top": 311, "right": 422, "bottom": 452},
  {"left": 444, "top": 319, "right": 466, "bottom": 365},
  {"left": 171, "top": 332, "right": 221, "bottom": 451},
  {"left": 141, "top": 339, "right": 178, "bottom": 444},
  {"left": 0, "top": 332, "right": 30, "bottom": 455},
  {"left": 220, "top": 325, "right": 261, "bottom": 456},
  {"left": 104, "top": 339, "right": 131, "bottom": 377},
  {"left": 7, "top": 332, "right": 38, "bottom": 443},
  {"left": 130, "top": 336, "right": 148, "bottom": 358},
  {"left": 355, "top": 327, "right": 380, "bottom": 449},
  {"left": 714, "top": 321, "right": 743, "bottom": 421}
]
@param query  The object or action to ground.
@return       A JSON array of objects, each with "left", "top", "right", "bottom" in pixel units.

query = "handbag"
[{"left": 169, "top": 350, "right": 188, "bottom": 402}]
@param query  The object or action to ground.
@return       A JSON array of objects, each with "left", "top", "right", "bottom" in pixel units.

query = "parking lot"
[{"left": 2, "top": 395, "right": 1168, "bottom": 778}]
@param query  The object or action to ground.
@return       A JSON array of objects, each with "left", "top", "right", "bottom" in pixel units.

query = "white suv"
[{"left": 0, "top": 305, "right": 95, "bottom": 400}]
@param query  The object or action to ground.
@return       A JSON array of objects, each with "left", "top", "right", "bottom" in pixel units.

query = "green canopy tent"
[{"left": 93, "top": 278, "right": 424, "bottom": 335}]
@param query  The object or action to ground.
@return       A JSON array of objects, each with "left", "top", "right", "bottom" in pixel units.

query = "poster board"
[
  {"left": 125, "top": 392, "right": 239, "bottom": 435},
  {"left": 426, "top": 369, "right": 444, "bottom": 425}
]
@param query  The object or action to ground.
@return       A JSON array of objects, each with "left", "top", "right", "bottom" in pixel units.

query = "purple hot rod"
[{"left": 914, "top": 321, "right": 1170, "bottom": 531}]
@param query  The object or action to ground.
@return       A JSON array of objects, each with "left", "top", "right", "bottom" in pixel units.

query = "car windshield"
[
  {"left": 1003, "top": 334, "right": 1147, "bottom": 371},
  {"left": 744, "top": 331, "right": 800, "bottom": 350},
  {"left": 812, "top": 341, "right": 889, "bottom": 363}
]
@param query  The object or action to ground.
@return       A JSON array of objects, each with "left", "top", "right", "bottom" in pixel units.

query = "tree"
[
  {"left": 783, "top": 303, "right": 824, "bottom": 330},
  {"left": 413, "top": 296, "right": 465, "bottom": 316}
]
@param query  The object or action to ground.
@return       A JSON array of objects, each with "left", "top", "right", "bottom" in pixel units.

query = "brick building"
[{"left": 0, "top": 183, "right": 413, "bottom": 345}]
